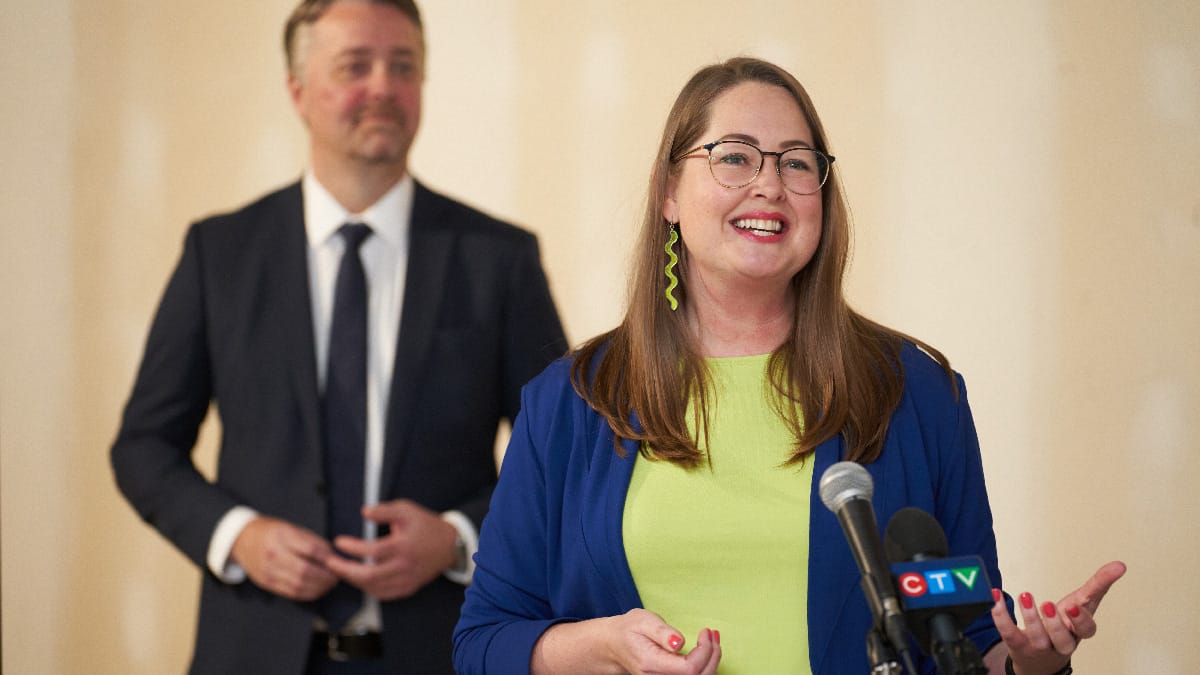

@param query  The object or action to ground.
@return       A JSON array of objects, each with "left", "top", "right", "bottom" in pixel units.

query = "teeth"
[{"left": 733, "top": 218, "right": 783, "bottom": 234}]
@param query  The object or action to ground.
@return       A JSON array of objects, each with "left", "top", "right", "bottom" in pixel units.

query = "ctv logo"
[{"left": 897, "top": 566, "right": 982, "bottom": 598}]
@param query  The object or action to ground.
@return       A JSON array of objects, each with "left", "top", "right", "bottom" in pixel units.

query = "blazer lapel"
[
  {"left": 594, "top": 434, "right": 644, "bottom": 611},
  {"left": 808, "top": 435, "right": 864, "bottom": 673},
  {"left": 380, "top": 182, "right": 454, "bottom": 493},
  {"left": 808, "top": 438, "right": 903, "bottom": 673},
  {"left": 274, "top": 183, "right": 325, "bottom": 475}
]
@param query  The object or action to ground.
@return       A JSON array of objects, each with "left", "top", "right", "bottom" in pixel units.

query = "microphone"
[
  {"left": 885, "top": 507, "right": 990, "bottom": 675},
  {"left": 818, "top": 462, "right": 914, "bottom": 674}
]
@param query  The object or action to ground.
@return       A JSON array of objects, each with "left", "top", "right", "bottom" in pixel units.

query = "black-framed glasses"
[{"left": 678, "top": 140, "right": 835, "bottom": 195}]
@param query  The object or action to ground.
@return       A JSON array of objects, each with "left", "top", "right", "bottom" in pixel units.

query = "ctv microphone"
[
  {"left": 885, "top": 507, "right": 990, "bottom": 675},
  {"left": 819, "top": 462, "right": 915, "bottom": 675}
]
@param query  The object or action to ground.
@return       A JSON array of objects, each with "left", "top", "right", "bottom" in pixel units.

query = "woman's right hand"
[{"left": 531, "top": 608, "right": 721, "bottom": 675}]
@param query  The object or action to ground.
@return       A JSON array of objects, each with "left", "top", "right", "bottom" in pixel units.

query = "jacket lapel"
[
  {"left": 380, "top": 182, "right": 454, "bottom": 493},
  {"left": 595, "top": 435, "right": 644, "bottom": 611},
  {"left": 808, "top": 438, "right": 902, "bottom": 673},
  {"left": 275, "top": 183, "right": 326, "bottom": 475},
  {"left": 808, "top": 435, "right": 864, "bottom": 673}
]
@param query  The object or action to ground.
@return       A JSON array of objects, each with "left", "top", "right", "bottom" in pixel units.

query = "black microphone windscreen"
[{"left": 885, "top": 506, "right": 949, "bottom": 563}]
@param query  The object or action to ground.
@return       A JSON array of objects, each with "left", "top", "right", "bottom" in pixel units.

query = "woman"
[{"left": 453, "top": 57, "right": 1124, "bottom": 674}]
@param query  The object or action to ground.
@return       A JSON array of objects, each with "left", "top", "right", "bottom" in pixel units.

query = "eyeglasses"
[{"left": 678, "top": 140, "right": 835, "bottom": 195}]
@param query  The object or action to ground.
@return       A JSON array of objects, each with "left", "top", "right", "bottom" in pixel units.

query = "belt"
[{"left": 311, "top": 630, "right": 383, "bottom": 661}]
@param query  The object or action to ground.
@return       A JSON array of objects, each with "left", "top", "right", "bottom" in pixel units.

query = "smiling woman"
[
  {"left": 664, "top": 81, "right": 826, "bottom": 349},
  {"left": 451, "top": 57, "right": 1125, "bottom": 675}
]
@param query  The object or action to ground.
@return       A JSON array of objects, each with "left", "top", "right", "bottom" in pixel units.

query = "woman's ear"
[{"left": 663, "top": 176, "right": 679, "bottom": 225}]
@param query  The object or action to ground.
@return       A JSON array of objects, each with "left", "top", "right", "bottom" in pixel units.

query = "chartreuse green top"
[{"left": 623, "top": 353, "right": 814, "bottom": 674}]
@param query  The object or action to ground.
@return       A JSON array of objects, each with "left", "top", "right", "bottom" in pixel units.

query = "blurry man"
[{"left": 111, "top": 1, "right": 565, "bottom": 672}]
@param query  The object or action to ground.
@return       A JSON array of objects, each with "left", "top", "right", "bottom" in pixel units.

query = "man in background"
[{"left": 110, "top": 1, "right": 566, "bottom": 672}]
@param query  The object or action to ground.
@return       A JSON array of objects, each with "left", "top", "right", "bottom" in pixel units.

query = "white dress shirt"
[{"left": 206, "top": 173, "right": 476, "bottom": 632}]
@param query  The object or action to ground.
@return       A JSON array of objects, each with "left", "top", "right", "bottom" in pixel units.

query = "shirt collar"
[{"left": 302, "top": 171, "right": 413, "bottom": 250}]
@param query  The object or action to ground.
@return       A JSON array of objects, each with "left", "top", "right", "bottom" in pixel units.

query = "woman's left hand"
[{"left": 991, "top": 560, "right": 1126, "bottom": 674}]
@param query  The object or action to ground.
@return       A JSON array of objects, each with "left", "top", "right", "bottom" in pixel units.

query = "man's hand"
[
  {"left": 324, "top": 499, "right": 457, "bottom": 600},
  {"left": 231, "top": 515, "right": 339, "bottom": 601}
]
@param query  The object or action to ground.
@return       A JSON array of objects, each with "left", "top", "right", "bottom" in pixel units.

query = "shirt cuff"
[
  {"left": 440, "top": 510, "right": 478, "bottom": 586},
  {"left": 207, "top": 506, "right": 259, "bottom": 583}
]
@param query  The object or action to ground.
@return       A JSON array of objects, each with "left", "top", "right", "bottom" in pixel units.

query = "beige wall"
[{"left": 3, "top": 1, "right": 1197, "bottom": 672}]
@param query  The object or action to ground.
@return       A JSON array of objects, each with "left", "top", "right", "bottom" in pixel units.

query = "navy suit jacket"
[
  {"left": 112, "top": 179, "right": 567, "bottom": 674},
  {"left": 454, "top": 343, "right": 1013, "bottom": 674}
]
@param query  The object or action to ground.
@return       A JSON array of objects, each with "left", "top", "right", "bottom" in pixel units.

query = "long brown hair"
[{"left": 570, "top": 57, "right": 952, "bottom": 468}]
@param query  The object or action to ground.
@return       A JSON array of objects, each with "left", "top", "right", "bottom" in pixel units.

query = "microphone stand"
[
  {"left": 865, "top": 622, "right": 918, "bottom": 674},
  {"left": 928, "top": 614, "right": 987, "bottom": 674},
  {"left": 866, "top": 626, "right": 904, "bottom": 674}
]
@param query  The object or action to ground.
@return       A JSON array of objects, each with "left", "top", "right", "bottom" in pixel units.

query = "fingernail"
[
  {"left": 1020, "top": 592, "right": 1034, "bottom": 609},
  {"left": 1067, "top": 605, "right": 1081, "bottom": 618},
  {"left": 668, "top": 634, "right": 683, "bottom": 651},
  {"left": 1041, "top": 601, "right": 1057, "bottom": 618},
  {"left": 992, "top": 588, "right": 1003, "bottom": 604},
  {"left": 714, "top": 629, "right": 721, "bottom": 644}
]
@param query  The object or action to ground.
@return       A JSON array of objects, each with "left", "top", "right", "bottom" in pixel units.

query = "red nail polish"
[
  {"left": 992, "top": 589, "right": 1003, "bottom": 603},
  {"left": 714, "top": 629, "right": 721, "bottom": 644},
  {"left": 668, "top": 634, "right": 683, "bottom": 651},
  {"left": 1041, "top": 601, "right": 1057, "bottom": 618},
  {"left": 1020, "top": 592, "right": 1034, "bottom": 609},
  {"left": 1067, "top": 605, "right": 1081, "bottom": 618}
]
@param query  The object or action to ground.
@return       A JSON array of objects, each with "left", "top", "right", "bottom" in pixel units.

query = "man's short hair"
[{"left": 284, "top": 0, "right": 423, "bottom": 76}]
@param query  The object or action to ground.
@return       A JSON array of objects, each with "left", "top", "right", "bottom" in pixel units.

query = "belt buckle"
[{"left": 326, "top": 632, "right": 352, "bottom": 662}]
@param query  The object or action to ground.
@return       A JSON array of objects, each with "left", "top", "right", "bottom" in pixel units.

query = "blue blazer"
[
  {"left": 454, "top": 343, "right": 1012, "bottom": 674},
  {"left": 111, "top": 180, "right": 566, "bottom": 674}
]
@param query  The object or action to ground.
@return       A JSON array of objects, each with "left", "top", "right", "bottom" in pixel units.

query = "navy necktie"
[{"left": 319, "top": 222, "right": 372, "bottom": 630}]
